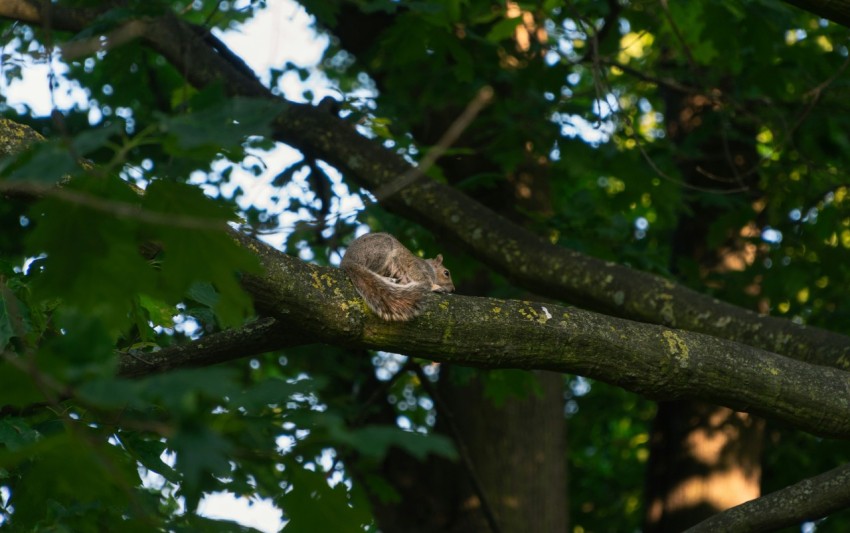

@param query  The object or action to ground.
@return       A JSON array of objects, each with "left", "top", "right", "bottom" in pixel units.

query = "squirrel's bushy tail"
[{"left": 342, "top": 262, "right": 428, "bottom": 321}]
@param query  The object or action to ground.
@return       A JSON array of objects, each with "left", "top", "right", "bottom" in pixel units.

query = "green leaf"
[
  {"left": 186, "top": 281, "right": 219, "bottom": 309},
  {"left": 71, "top": 121, "right": 123, "bottom": 156},
  {"left": 122, "top": 432, "right": 180, "bottom": 483},
  {"left": 25, "top": 174, "right": 154, "bottom": 332},
  {"left": 346, "top": 426, "right": 457, "bottom": 461},
  {"left": 137, "top": 367, "right": 240, "bottom": 413},
  {"left": 2, "top": 432, "right": 138, "bottom": 528},
  {"left": 5, "top": 141, "right": 78, "bottom": 184},
  {"left": 281, "top": 465, "right": 372, "bottom": 533},
  {"left": 0, "top": 359, "right": 42, "bottom": 407},
  {"left": 142, "top": 181, "right": 259, "bottom": 327},
  {"left": 0, "top": 284, "right": 23, "bottom": 348},
  {"left": 232, "top": 377, "right": 319, "bottom": 412},
  {"left": 138, "top": 293, "right": 176, "bottom": 328},
  {"left": 320, "top": 414, "right": 457, "bottom": 461},
  {"left": 172, "top": 427, "right": 233, "bottom": 510},
  {"left": 162, "top": 97, "right": 287, "bottom": 154},
  {"left": 362, "top": 472, "right": 401, "bottom": 504},
  {"left": 76, "top": 377, "right": 141, "bottom": 409},
  {"left": 37, "top": 311, "right": 116, "bottom": 383},
  {"left": 0, "top": 418, "right": 40, "bottom": 451}
]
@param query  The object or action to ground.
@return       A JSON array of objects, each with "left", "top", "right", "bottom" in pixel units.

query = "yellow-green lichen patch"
[
  {"left": 518, "top": 305, "right": 539, "bottom": 320},
  {"left": 439, "top": 299, "right": 450, "bottom": 311},
  {"left": 518, "top": 304, "right": 552, "bottom": 324},
  {"left": 491, "top": 306, "right": 502, "bottom": 314},
  {"left": 347, "top": 298, "right": 366, "bottom": 313},
  {"left": 311, "top": 271, "right": 338, "bottom": 291},
  {"left": 662, "top": 330, "right": 689, "bottom": 367}
]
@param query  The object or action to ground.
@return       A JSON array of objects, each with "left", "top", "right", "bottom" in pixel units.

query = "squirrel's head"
[{"left": 429, "top": 254, "right": 455, "bottom": 293}]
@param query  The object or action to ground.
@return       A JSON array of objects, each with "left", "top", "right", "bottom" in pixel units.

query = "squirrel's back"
[{"left": 340, "top": 233, "right": 454, "bottom": 321}]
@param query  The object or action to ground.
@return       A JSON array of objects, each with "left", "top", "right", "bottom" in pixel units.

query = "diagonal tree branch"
[
  {"left": 686, "top": 461, "right": 850, "bottom": 532},
  {"left": 103, "top": 226, "right": 850, "bottom": 439},
  {"left": 1, "top": 1, "right": 848, "bottom": 372},
  {"left": 224, "top": 231, "right": 850, "bottom": 440}
]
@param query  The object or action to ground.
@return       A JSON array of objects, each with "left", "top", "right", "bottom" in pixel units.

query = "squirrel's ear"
[{"left": 434, "top": 254, "right": 443, "bottom": 264}]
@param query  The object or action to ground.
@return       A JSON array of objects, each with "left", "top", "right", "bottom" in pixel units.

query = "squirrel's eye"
[{"left": 443, "top": 270, "right": 450, "bottom": 276}]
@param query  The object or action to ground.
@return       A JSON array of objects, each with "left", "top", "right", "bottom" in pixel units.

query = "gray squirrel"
[{"left": 340, "top": 233, "right": 455, "bottom": 321}]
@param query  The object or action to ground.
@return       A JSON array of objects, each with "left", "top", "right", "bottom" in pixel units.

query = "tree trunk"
[{"left": 439, "top": 368, "right": 568, "bottom": 532}]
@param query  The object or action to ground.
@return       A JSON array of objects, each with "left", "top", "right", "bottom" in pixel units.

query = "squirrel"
[{"left": 340, "top": 232, "right": 454, "bottom": 321}]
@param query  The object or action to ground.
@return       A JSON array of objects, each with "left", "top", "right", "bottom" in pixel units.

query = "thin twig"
[
  {"left": 372, "top": 86, "right": 494, "bottom": 201},
  {"left": 0, "top": 181, "right": 231, "bottom": 231},
  {"left": 600, "top": 59, "right": 697, "bottom": 95},
  {"left": 659, "top": 0, "right": 700, "bottom": 78},
  {"left": 412, "top": 363, "right": 502, "bottom": 533}
]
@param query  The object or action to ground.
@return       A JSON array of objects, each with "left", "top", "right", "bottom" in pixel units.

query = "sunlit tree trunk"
[
  {"left": 644, "top": 85, "right": 766, "bottom": 531},
  {"left": 644, "top": 402, "right": 765, "bottom": 531}
]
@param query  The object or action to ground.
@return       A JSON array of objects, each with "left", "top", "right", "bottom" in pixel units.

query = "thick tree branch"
[
  {"left": 687, "top": 462, "right": 850, "bottom": 532},
  {"left": 113, "top": 227, "right": 850, "bottom": 439},
  {"left": 223, "top": 232, "right": 850, "bottom": 440}
]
